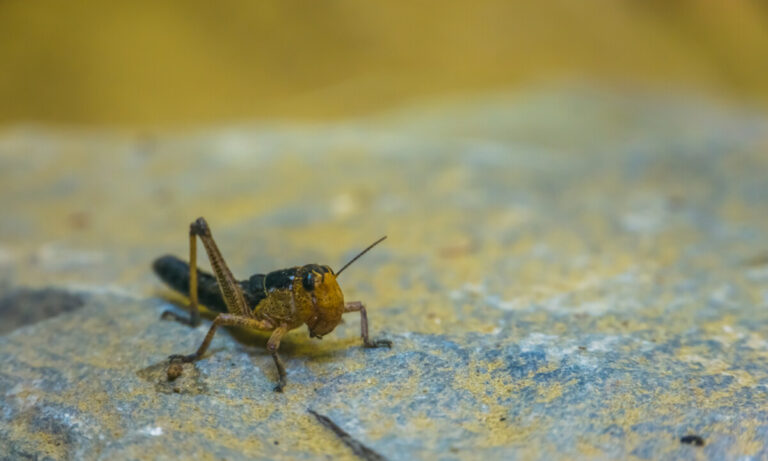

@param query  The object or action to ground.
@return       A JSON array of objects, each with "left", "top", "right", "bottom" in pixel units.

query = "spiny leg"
[
  {"left": 189, "top": 217, "right": 251, "bottom": 318},
  {"left": 169, "top": 313, "right": 274, "bottom": 363},
  {"left": 267, "top": 325, "right": 289, "bottom": 392},
  {"left": 344, "top": 301, "right": 392, "bottom": 348},
  {"left": 164, "top": 216, "right": 252, "bottom": 325},
  {"left": 161, "top": 231, "right": 202, "bottom": 326},
  {"left": 167, "top": 217, "right": 259, "bottom": 351},
  {"left": 166, "top": 218, "right": 289, "bottom": 384}
]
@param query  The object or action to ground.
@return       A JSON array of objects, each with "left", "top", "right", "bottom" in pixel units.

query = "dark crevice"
[{"left": 0, "top": 288, "right": 85, "bottom": 334}]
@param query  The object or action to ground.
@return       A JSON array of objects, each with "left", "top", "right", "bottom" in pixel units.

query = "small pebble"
[
  {"left": 680, "top": 435, "right": 705, "bottom": 446},
  {"left": 167, "top": 362, "right": 183, "bottom": 381}
]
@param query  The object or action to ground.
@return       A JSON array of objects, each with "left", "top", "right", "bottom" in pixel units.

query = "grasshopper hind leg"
[
  {"left": 166, "top": 218, "right": 294, "bottom": 389},
  {"left": 160, "top": 230, "right": 202, "bottom": 326}
]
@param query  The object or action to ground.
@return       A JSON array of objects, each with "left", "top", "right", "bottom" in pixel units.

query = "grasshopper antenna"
[{"left": 335, "top": 236, "right": 387, "bottom": 276}]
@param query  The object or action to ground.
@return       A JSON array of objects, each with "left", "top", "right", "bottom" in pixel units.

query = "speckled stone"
[{"left": 1, "top": 88, "right": 768, "bottom": 460}]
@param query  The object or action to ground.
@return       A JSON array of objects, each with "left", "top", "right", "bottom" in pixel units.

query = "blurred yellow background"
[{"left": 1, "top": 1, "right": 767, "bottom": 127}]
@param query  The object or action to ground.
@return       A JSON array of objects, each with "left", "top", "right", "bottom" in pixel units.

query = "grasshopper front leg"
[{"left": 344, "top": 301, "right": 392, "bottom": 348}]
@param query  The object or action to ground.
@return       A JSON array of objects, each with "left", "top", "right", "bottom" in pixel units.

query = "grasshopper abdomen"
[{"left": 153, "top": 254, "right": 266, "bottom": 313}]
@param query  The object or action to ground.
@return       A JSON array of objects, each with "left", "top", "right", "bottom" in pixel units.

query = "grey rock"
[{"left": 1, "top": 87, "right": 768, "bottom": 459}]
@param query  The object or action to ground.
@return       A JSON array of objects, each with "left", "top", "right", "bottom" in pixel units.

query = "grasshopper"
[{"left": 153, "top": 217, "right": 391, "bottom": 392}]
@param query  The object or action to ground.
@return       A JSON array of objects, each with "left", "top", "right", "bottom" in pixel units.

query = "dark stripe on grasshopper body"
[
  {"left": 264, "top": 268, "right": 297, "bottom": 292},
  {"left": 153, "top": 255, "right": 267, "bottom": 313}
]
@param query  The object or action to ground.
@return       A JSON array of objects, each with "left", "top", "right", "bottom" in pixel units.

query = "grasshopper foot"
[
  {"left": 273, "top": 379, "right": 286, "bottom": 393},
  {"left": 364, "top": 338, "right": 392, "bottom": 349},
  {"left": 168, "top": 353, "right": 198, "bottom": 363}
]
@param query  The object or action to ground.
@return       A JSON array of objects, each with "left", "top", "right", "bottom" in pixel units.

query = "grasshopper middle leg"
[
  {"left": 169, "top": 314, "right": 293, "bottom": 391},
  {"left": 169, "top": 313, "right": 274, "bottom": 363}
]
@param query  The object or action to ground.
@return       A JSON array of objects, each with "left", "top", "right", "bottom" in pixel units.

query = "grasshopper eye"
[{"left": 302, "top": 272, "right": 315, "bottom": 291}]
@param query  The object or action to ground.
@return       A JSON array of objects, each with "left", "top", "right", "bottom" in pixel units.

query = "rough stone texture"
[
  {"left": 0, "top": 288, "right": 85, "bottom": 334},
  {"left": 1, "top": 88, "right": 768, "bottom": 460}
]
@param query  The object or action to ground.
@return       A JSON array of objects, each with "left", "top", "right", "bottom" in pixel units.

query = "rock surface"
[{"left": 1, "top": 88, "right": 768, "bottom": 459}]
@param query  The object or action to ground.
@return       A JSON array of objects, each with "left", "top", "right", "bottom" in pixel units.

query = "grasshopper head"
[
  {"left": 301, "top": 236, "right": 387, "bottom": 339},
  {"left": 301, "top": 264, "right": 344, "bottom": 338}
]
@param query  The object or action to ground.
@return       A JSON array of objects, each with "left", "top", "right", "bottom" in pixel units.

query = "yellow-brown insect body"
[
  {"left": 156, "top": 217, "right": 390, "bottom": 392},
  {"left": 252, "top": 264, "right": 344, "bottom": 338}
]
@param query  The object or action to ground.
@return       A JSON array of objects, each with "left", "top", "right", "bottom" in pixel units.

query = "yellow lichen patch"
[
  {"left": 376, "top": 373, "right": 422, "bottom": 407},
  {"left": 449, "top": 358, "right": 552, "bottom": 449},
  {"left": 536, "top": 381, "right": 564, "bottom": 403},
  {"left": 266, "top": 413, "right": 359, "bottom": 460},
  {"left": 465, "top": 413, "right": 543, "bottom": 449},
  {"left": 576, "top": 438, "right": 609, "bottom": 458},
  {"left": 729, "top": 425, "right": 765, "bottom": 458}
]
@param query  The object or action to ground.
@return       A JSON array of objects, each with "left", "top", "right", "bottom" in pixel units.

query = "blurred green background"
[{"left": 1, "top": 0, "right": 768, "bottom": 127}]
